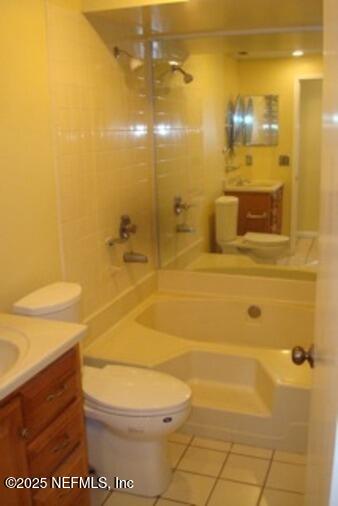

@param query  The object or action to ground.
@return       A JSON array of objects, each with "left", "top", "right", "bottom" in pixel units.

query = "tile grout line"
[
  {"left": 154, "top": 436, "right": 194, "bottom": 505},
  {"left": 204, "top": 442, "right": 234, "bottom": 506},
  {"left": 256, "top": 448, "right": 275, "bottom": 506}
]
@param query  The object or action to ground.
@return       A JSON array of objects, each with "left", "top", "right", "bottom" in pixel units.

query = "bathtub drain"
[{"left": 248, "top": 305, "right": 262, "bottom": 318}]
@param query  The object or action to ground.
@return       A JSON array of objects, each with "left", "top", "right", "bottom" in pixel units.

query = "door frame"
[{"left": 291, "top": 73, "right": 323, "bottom": 251}]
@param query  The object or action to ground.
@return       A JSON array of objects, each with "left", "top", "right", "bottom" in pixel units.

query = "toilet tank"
[
  {"left": 13, "top": 282, "right": 82, "bottom": 323},
  {"left": 215, "top": 195, "right": 239, "bottom": 244}
]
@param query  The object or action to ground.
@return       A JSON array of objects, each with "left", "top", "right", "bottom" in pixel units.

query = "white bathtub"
[
  {"left": 85, "top": 292, "right": 314, "bottom": 452},
  {"left": 136, "top": 297, "right": 313, "bottom": 350}
]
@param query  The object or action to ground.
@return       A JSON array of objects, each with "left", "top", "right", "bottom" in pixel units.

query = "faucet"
[
  {"left": 123, "top": 251, "right": 148, "bottom": 263},
  {"left": 105, "top": 215, "right": 137, "bottom": 246},
  {"left": 174, "top": 196, "right": 194, "bottom": 215},
  {"left": 176, "top": 224, "right": 196, "bottom": 234}
]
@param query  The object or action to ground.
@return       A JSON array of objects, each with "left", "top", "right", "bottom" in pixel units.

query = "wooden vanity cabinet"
[
  {"left": 225, "top": 187, "right": 283, "bottom": 235},
  {"left": 0, "top": 346, "right": 90, "bottom": 506},
  {"left": 0, "top": 398, "right": 31, "bottom": 506}
]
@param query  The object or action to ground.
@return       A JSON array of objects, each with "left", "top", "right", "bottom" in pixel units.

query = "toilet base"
[{"left": 86, "top": 418, "right": 172, "bottom": 497}]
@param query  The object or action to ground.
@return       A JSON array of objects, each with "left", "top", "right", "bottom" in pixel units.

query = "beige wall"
[
  {"left": 155, "top": 53, "right": 238, "bottom": 266},
  {"left": 237, "top": 56, "right": 323, "bottom": 234},
  {"left": 298, "top": 78, "right": 322, "bottom": 233},
  {"left": 46, "top": 0, "right": 156, "bottom": 318},
  {"left": 0, "top": 0, "right": 62, "bottom": 312}
]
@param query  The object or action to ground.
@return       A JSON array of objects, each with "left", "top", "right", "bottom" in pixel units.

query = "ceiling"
[
  {"left": 85, "top": 0, "right": 323, "bottom": 62},
  {"left": 85, "top": 0, "right": 323, "bottom": 39}
]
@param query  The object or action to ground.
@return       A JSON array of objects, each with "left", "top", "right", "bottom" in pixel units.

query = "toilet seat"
[
  {"left": 243, "top": 232, "right": 289, "bottom": 247},
  {"left": 83, "top": 365, "right": 191, "bottom": 417}
]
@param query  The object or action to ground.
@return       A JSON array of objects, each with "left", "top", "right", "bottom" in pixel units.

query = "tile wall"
[
  {"left": 154, "top": 52, "right": 238, "bottom": 267},
  {"left": 46, "top": 0, "right": 156, "bottom": 318}
]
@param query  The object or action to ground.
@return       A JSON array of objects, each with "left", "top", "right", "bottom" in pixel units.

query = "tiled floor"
[
  {"left": 277, "top": 237, "right": 318, "bottom": 267},
  {"left": 99, "top": 433, "right": 306, "bottom": 506}
]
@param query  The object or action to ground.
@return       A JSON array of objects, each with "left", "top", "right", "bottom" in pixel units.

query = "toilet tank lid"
[
  {"left": 215, "top": 196, "right": 239, "bottom": 205},
  {"left": 13, "top": 282, "right": 82, "bottom": 316}
]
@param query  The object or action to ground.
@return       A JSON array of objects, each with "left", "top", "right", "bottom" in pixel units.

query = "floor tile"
[
  {"left": 208, "top": 479, "right": 261, "bottom": 506},
  {"left": 105, "top": 491, "right": 155, "bottom": 505},
  {"left": 91, "top": 487, "right": 110, "bottom": 506},
  {"left": 221, "top": 454, "right": 270, "bottom": 486},
  {"left": 231, "top": 443, "right": 273, "bottom": 459},
  {"left": 266, "top": 462, "right": 306, "bottom": 493},
  {"left": 162, "top": 470, "right": 215, "bottom": 506},
  {"left": 177, "top": 446, "right": 226, "bottom": 477},
  {"left": 168, "top": 442, "right": 187, "bottom": 468},
  {"left": 273, "top": 451, "right": 307, "bottom": 465},
  {"left": 260, "top": 489, "right": 304, "bottom": 506},
  {"left": 169, "top": 433, "right": 193, "bottom": 445},
  {"left": 192, "top": 437, "right": 231, "bottom": 452}
]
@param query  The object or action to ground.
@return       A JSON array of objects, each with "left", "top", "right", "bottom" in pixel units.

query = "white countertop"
[
  {"left": 223, "top": 179, "right": 284, "bottom": 193},
  {"left": 0, "top": 313, "right": 87, "bottom": 401}
]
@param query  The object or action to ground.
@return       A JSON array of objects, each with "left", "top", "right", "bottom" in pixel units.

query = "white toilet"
[
  {"left": 83, "top": 365, "right": 191, "bottom": 496},
  {"left": 215, "top": 196, "right": 289, "bottom": 260},
  {"left": 13, "top": 283, "right": 192, "bottom": 497}
]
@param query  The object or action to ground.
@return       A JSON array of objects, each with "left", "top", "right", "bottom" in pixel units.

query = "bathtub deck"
[{"left": 188, "top": 378, "right": 270, "bottom": 416}]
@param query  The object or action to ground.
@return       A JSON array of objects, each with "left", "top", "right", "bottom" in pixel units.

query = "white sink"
[
  {"left": 223, "top": 179, "right": 283, "bottom": 193},
  {"left": 0, "top": 327, "right": 28, "bottom": 377}
]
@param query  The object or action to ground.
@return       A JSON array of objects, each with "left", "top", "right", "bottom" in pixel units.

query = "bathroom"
[{"left": 0, "top": 0, "right": 337, "bottom": 505}]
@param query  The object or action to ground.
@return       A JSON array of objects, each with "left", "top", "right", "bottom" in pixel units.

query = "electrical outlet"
[{"left": 279, "top": 155, "right": 290, "bottom": 166}]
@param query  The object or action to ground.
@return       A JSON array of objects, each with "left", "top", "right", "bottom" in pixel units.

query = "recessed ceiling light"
[
  {"left": 169, "top": 60, "right": 179, "bottom": 66},
  {"left": 292, "top": 50, "right": 304, "bottom": 57}
]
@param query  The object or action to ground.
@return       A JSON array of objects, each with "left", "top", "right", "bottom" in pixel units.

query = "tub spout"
[
  {"left": 123, "top": 251, "right": 148, "bottom": 263},
  {"left": 176, "top": 224, "right": 196, "bottom": 233}
]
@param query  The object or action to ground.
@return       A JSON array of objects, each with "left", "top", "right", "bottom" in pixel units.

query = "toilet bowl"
[
  {"left": 215, "top": 196, "right": 289, "bottom": 260},
  {"left": 83, "top": 364, "right": 192, "bottom": 497},
  {"left": 237, "top": 232, "right": 290, "bottom": 260},
  {"left": 13, "top": 283, "right": 192, "bottom": 498}
]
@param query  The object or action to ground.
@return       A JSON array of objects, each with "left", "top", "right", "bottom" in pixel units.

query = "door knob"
[{"left": 292, "top": 344, "right": 315, "bottom": 368}]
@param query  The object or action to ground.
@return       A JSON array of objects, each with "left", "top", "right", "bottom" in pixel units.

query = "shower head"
[
  {"left": 170, "top": 63, "right": 194, "bottom": 84},
  {"left": 113, "top": 46, "right": 144, "bottom": 72}
]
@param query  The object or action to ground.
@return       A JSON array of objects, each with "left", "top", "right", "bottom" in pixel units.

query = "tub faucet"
[{"left": 123, "top": 251, "right": 148, "bottom": 263}]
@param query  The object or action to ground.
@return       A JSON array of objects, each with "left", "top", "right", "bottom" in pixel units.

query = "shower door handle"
[{"left": 292, "top": 344, "right": 315, "bottom": 368}]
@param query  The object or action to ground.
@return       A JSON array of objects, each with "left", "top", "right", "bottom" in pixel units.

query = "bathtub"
[
  {"left": 136, "top": 297, "right": 313, "bottom": 349},
  {"left": 85, "top": 292, "right": 314, "bottom": 453},
  {"left": 186, "top": 253, "right": 317, "bottom": 281}
]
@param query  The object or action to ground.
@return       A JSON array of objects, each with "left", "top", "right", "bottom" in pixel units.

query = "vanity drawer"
[
  {"left": 33, "top": 445, "right": 90, "bottom": 506},
  {"left": 21, "top": 348, "right": 81, "bottom": 441},
  {"left": 27, "top": 398, "right": 85, "bottom": 477}
]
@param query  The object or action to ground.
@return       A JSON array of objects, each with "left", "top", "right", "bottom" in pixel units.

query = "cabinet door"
[
  {"left": 0, "top": 398, "right": 31, "bottom": 506},
  {"left": 236, "top": 193, "right": 272, "bottom": 234},
  {"left": 33, "top": 445, "right": 90, "bottom": 506}
]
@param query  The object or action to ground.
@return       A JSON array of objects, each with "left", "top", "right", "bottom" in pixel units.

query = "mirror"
[
  {"left": 233, "top": 96, "right": 245, "bottom": 145},
  {"left": 244, "top": 95, "right": 279, "bottom": 146},
  {"left": 153, "top": 32, "right": 322, "bottom": 281}
]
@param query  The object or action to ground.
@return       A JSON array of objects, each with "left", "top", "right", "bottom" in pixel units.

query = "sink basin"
[
  {"left": 0, "top": 339, "right": 20, "bottom": 377},
  {"left": 223, "top": 179, "right": 283, "bottom": 193},
  {"left": 0, "top": 327, "right": 28, "bottom": 378}
]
